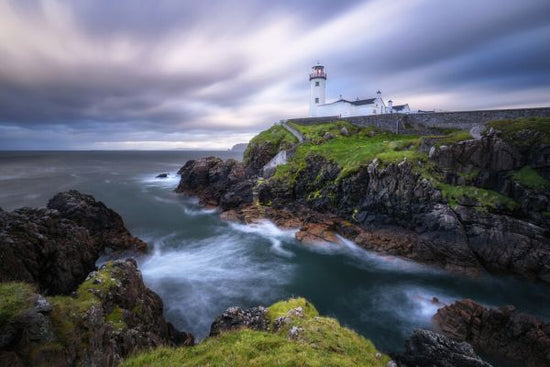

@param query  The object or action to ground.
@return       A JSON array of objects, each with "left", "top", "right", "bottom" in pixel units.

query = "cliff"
[
  {"left": 176, "top": 117, "right": 550, "bottom": 282},
  {"left": 0, "top": 191, "right": 192, "bottom": 367}
]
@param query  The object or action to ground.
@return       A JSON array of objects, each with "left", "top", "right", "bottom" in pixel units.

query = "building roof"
[
  {"left": 351, "top": 98, "right": 376, "bottom": 106},
  {"left": 392, "top": 104, "right": 409, "bottom": 111},
  {"left": 322, "top": 97, "right": 377, "bottom": 106}
]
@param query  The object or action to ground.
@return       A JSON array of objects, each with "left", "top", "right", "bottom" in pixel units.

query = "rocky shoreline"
[
  {"left": 175, "top": 119, "right": 550, "bottom": 283},
  {"left": 0, "top": 191, "right": 192, "bottom": 366}
]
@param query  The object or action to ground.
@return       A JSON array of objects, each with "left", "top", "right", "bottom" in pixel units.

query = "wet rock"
[
  {"left": 393, "top": 329, "right": 492, "bottom": 367},
  {"left": 210, "top": 306, "right": 268, "bottom": 337},
  {"left": 0, "top": 191, "right": 147, "bottom": 295},
  {"left": 177, "top": 157, "right": 250, "bottom": 208},
  {"left": 434, "top": 299, "right": 550, "bottom": 367},
  {"left": 220, "top": 180, "right": 254, "bottom": 210},
  {"left": 155, "top": 173, "right": 168, "bottom": 178}
]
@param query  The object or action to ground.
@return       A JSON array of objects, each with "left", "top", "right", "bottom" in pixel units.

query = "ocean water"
[{"left": 1, "top": 150, "right": 549, "bottom": 356}]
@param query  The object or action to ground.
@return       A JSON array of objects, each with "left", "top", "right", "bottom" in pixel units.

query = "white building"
[{"left": 309, "top": 64, "right": 410, "bottom": 117}]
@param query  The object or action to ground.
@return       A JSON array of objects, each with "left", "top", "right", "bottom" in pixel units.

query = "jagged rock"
[
  {"left": 392, "top": 329, "right": 492, "bottom": 367},
  {"left": 453, "top": 205, "right": 550, "bottom": 282},
  {"left": 209, "top": 306, "right": 268, "bottom": 337},
  {"left": 220, "top": 180, "right": 254, "bottom": 210},
  {"left": 1, "top": 260, "right": 193, "bottom": 367},
  {"left": 176, "top": 157, "right": 249, "bottom": 207},
  {"left": 155, "top": 173, "right": 168, "bottom": 178},
  {"left": 0, "top": 191, "right": 147, "bottom": 295},
  {"left": 434, "top": 299, "right": 550, "bottom": 367},
  {"left": 431, "top": 132, "right": 524, "bottom": 173},
  {"left": 48, "top": 190, "right": 147, "bottom": 253}
]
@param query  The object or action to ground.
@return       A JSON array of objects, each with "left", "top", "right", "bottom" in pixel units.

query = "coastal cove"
[{"left": 1, "top": 150, "right": 549, "bottom": 359}]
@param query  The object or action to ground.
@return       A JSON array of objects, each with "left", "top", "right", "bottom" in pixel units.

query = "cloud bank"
[{"left": 0, "top": 0, "right": 549, "bottom": 149}]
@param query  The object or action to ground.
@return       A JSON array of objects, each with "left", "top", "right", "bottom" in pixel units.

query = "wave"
[
  {"left": 230, "top": 220, "right": 298, "bottom": 258},
  {"left": 139, "top": 230, "right": 295, "bottom": 339}
]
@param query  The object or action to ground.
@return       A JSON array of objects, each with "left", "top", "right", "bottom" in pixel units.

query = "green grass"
[
  {"left": 0, "top": 282, "right": 35, "bottom": 326},
  {"left": 511, "top": 166, "right": 548, "bottom": 190},
  {"left": 287, "top": 131, "right": 425, "bottom": 179},
  {"left": 439, "top": 183, "right": 518, "bottom": 211},
  {"left": 48, "top": 261, "right": 126, "bottom": 347},
  {"left": 431, "top": 130, "right": 473, "bottom": 146},
  {"left": 121, "top": 298, "right": 390, "bottom": 367},
  {"left": 486, "top": 117, "right": 550, "bottom": 147},
  {"left": 265, "top": 297, "right": 319, "bottom": 324},
  {"left": 244, "top": 125, "right": 298, "bottom": 163},
  {"left": 288, "top": 120, "right": 359, "bottom": 141}
]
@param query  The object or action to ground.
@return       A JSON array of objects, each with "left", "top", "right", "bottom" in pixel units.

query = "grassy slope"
[
  {"left": 273, "top": 118, "right": 549, "bottom": 212},
  {"left": 122, "top": 298, "right": 390, "bottom": 367},
  {"left": 243, "top": 124, "right": 298, "bottom": 163}
]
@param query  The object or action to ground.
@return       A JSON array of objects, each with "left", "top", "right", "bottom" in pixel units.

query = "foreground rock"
[
  {"left": 0, "top": 190, "right": 146, "bottom": 295},
  {"left": 0, "top": 260, "right": 193, "bottom": 367},
  {"left": 122, "top": 297, "right": 391, "bottom": 367},
  {"left": 209, "top": 306, "right": 268, "bottom": 336},
  {"left": 393, "top": 329, "right": 492, "bottom": 367},
  {"left": 433, "top": 299, "right": 550, "bottom": 367}
]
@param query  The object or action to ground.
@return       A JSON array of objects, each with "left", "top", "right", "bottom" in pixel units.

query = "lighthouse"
[{"left": 309, "top": 64, "right": 326, "bottom": 117}]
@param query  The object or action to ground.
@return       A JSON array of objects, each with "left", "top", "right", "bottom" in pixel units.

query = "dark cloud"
[{"left": 0, "top": 0, "right": 549, "bottom": 149}]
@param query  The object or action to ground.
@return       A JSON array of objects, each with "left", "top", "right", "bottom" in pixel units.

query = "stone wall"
[{"left": 288, "top": 107, "right": 550, "bottom": 134}]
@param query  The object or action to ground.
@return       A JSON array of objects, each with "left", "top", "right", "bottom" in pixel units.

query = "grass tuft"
[
  {"left": 511, "top": 166, "right": 548, "bottom": 190},
  {"left": 0, "top": 282, "right": 35, "bottom": 326}
]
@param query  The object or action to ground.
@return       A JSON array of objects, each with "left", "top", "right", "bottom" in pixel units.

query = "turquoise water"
[{"left": 1, "top": 151, "right": 549, "bottom": 357}]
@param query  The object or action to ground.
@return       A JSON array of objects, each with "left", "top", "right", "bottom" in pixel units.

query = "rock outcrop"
[
  {"left": 0, "top": 260, "right": 193, "bottom": 367},
  {"left": 393, "top": 329, "right": 492, "bottom": 367},
  {"left": 176, "top": 120, "right": 550, "bottom": 281},
  {"left": 209, "top": 306, "right": 268, "bottom": 336},
  {"left": 433, "top": 299, "right": 550, "bottom": 367},
  {"left": 0, "top": 190, "right": 146, "bottom": 295},
  {"left": 176, "top": 157, "right": 252, "bottom": 209}
]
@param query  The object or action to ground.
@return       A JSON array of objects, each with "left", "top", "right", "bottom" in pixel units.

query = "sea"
[{"left": 1, "top": 150, "right": 549, "bottom": 357}]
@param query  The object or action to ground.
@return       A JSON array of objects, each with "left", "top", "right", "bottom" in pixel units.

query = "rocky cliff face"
[
  {"left": 0, "top": 190, "right": 147, "bottom": 295},
  {"left": 0, "top": 191, "right": 193, "bottom": 366},
  {"left": 1, "top": 260, "right": 193, "bottom": 367},
  {"left": 434, "top": 299, "right": 550, "bottom": 367},
  {"left": 176, "top": 120, "right": 550, "bottom": 283}
]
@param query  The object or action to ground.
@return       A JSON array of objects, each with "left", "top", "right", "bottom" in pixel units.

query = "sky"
[{"left": 0, "top": 0, "right": 549, "bottom": 150}]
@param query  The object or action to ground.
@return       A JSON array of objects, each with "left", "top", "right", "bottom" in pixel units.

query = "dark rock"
[
  {"left": 155, "top": 173, "right": 168, "bottom": 178},
  {"left": 453, "top": 205, "right": 550, "bottom": 282},
  {"left": 220, "top": 180, "right": 254, "bottom": 210},
  {"left": 434, "top": 299, "right": 550, "bottom": 367},
  {"left": 393, "top": 329, "right": 493, "bottom": 367},
  {"left": 323, "top": 132, "right": 335, "bottom": 140},
  {"left": 0, "top": 191, "right": 147, "bottom": 295},
  {"left": 176, "top": 157, "right": 249, "bottom": 207},
  {"left": 47, "top": 190, "right": 147, "bottom": 253},
  {"left": 245, "top": 141, "right": 280, "bottom": 176},
  {"left": 0, "top": 260, "right": 194, "bottom": 367},
  {"left": 210, "top": 306, "right": 268, "bottom": 337}
]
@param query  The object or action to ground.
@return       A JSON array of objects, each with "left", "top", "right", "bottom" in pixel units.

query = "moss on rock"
[{"left": 0, "top": 282, "right": 35, "bottom": 326}]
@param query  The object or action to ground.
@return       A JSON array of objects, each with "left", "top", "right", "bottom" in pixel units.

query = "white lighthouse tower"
[{"left": 309, "top": 64, "right": 327, "bottom": 117}]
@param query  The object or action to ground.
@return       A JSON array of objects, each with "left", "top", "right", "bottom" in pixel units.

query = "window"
[
  {"left": 315, "top": 98, "right": 319, "bottom": 103},
  {"left": 315, "top": 81, "right": 319, "bottom": 86},
  {"left": 373, "top": 109, "right": 377, "bottom": 114}
]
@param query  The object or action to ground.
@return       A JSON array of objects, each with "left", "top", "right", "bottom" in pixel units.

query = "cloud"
[{"left": 0, "top": 0, "right": 549, "bottom": 149}]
